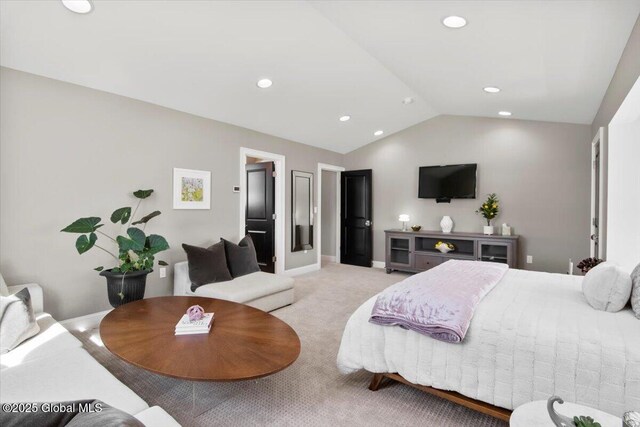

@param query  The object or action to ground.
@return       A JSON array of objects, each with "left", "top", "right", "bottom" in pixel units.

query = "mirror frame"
[{"left": 291, "top": 170, "right": 314, "bottom": 252}]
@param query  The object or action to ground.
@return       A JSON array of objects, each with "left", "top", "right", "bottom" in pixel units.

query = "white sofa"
[
  {"left": 0, "top": 283, "right": 180, "bottom": 427},
  {"left": 173, "top": 261, "right": 294, "bottom": 312}
]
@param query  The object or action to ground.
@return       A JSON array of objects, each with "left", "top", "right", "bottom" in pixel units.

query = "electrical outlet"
[
  {"left": 159, "top": 267, "right": 167, "bottom": 278},
  {"left": 526, "top": 255, "right": 533, "bottom": 264}
]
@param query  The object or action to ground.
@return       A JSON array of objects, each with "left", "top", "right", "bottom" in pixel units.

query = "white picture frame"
[{"left": 173, "top": 168, "right": 211, "bottom": 210}]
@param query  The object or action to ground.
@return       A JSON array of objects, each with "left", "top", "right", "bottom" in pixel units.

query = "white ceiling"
[{"left": 1, "top": 1, "right": 639, "bottom": 154}]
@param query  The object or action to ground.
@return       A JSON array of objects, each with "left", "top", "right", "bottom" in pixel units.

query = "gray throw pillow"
[
  {"left": 221, "top": 235, "right": 261, "bottom": 278},
  {"left": 0, "top": 288, "right": 40, "bottom": 354},
  {"left": 182, "top": 241, "right": 233, "bottom": 292},
  {"left": 630, "top": 263, "right": 640, "bottom": 319},
  {"left": 582, "top": 262, "right": 632, "bottom": 312}
]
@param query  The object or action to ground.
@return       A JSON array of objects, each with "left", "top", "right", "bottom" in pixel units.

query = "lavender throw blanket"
[{"left": 370, "top": 260, "right": 508, "bottom": 343}]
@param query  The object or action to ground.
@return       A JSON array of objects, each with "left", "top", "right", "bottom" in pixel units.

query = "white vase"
[
  {"left": 440, "top": 216, "right": 453, "bottom": 233},
  {"left": 483, "top": 225, "right": 494, "bottom": 235}
]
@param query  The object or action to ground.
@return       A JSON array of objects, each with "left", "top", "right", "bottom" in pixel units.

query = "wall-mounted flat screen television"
[{"left": 418, "top": 164, "right": 477, "bottom": 201}]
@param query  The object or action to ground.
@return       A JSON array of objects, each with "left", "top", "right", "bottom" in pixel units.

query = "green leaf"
[
  {"left": 146, "top": 234, "right": 169, "bottom": 254},
  {"left": 116, "top": 236, "right": 132, "bottom": 252},
  {"left": 94, "top": 266, "right": 104, "bottom": 272},
  {"left": 158, "top": 260, "right": 168, "bottom": 266},
  {"left": 116, "top": 227, "right": 146, "bottom": 252},
  {"left": 61, "top": 217, "right": 103, "bottom": 233},
  {"left": 75, "top": 232, "right": 97, "bottom": 254},
  {"left": 127, "top": 227, "right": 146, "bottom": 248},
  {"left": 110, "top": 207, "right": 131, "bottom": 224},
  {"left": 133, "top": 189, "right": 154, "bottom": 199},
  {"left": 119, "top": 263, "right": 132, "bottom": 273},
  {"left": 131, "top": 210, "right": 161, "bottom": 225}
]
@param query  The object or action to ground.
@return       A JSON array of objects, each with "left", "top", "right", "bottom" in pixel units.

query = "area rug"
[{"left": 73, "top": 263, "right": 507, "bottom": 426}]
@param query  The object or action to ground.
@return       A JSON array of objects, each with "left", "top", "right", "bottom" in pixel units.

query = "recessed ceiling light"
[
  {"left": 402, "top": 97, "right": 415, "bottom": 104},
  {"left": 256, "top": 78, "right": 273, "bottom": 89},
  {"left": 374, "top": 130, "right": 384, "bottom": 136},
  {"left": 483, "top": 87, "right": 501, "bottom": 93},
  {"left": 339, "top": 115, "right": 351, "bottom": 122},
  {"left": 498, "top": 111, "right": 512, "bottom": 117},
  {"left": 61, "top": 0, "right": 92, "bottom": 14},
  {"left": 442, "top": 16, "right": 467, "bottom": 29}
]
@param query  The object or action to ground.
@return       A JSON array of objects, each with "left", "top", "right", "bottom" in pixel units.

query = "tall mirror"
[{"left": 292, "top": 170, "right": 313, "bottom": 251}]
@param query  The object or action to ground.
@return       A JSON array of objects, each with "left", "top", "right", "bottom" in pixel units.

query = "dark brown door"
[
  {"left": 245, "top": 162, "right": 275, "bottom": 273},
  {"left": 341, "top": 169, "right": 372, "bottom": 267}
]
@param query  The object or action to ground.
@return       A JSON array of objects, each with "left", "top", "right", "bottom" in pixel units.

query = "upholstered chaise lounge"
[{"left": 173, "top": 261, "right": 294, "bottom": 312}]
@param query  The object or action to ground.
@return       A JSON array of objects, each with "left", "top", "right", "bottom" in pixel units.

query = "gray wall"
[
  {"left": 0, "top": 67, "right": 342, "bottom": 320},
  {"left": 0, "top": 67, "right": 601, "bottom": 319},
  {"left": 321, "top": 170, "right": 337, "bottom": 257},
  {"left": 343, "top": 115, "right": 592, "bottom": 273}
]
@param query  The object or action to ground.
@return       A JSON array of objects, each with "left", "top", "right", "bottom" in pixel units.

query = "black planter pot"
[{"left": 100, "top": 269, "right": 152, "bottom": 308}]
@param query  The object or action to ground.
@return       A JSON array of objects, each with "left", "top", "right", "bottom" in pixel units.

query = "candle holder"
[{"left": 398, "top": 214, "right": 410, "bottom": 231}]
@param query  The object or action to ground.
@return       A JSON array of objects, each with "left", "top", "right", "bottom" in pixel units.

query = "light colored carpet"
[{"left": 74, "top": 263, "right": 507, "bottom": 426}]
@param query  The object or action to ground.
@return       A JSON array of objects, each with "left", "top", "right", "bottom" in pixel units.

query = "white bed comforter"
[{"left": 337, "top": 269, "right": 640, "bottom": 416}]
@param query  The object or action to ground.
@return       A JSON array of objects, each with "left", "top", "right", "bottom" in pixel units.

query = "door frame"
[
  {"left": 590, "top": 127, "right": 605, "bottom": 258},
  {"left": 316, "top": 163, "right": 345, "bottom": 269},
  {"left": 239, "top": 147, "right": 285, "bottom": 274}
]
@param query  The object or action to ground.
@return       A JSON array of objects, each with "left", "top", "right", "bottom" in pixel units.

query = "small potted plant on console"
[
  {"left": 476, "top": 193, "right": 499, "bottom": 235},
  {"left": 61, "top": 189, "right": 169, "bottom": 307}
]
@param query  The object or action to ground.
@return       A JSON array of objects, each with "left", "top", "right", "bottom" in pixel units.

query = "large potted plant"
[
  {"left": 61, "top": 189, "right": 169, "bottom": 308},
  {"left": 476, "top": 193, "right": 499, "bottom": 235}
]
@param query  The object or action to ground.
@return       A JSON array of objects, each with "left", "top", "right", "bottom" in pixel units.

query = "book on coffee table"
[
  {"left": 175, "top": 313, "right": 214, "bottom": 335},
  {"left": 175, "top": 325, "right": 212, "bottom": 335}
]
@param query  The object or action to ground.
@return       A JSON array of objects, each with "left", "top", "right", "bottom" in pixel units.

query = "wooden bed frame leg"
[
  {"left": 368, "top": 372, "right": 512, "bottom": 422},
  {"left": 368, "top": 373, "right": 385, "bottom": 391}
]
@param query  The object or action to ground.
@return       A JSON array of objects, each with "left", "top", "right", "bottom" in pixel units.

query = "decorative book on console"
[{"left": 175, "top": 312, "right": 214, "bottom": 335}]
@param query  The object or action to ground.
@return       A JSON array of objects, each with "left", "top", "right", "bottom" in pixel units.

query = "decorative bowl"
[
  {"left": 187, "top": 305, "right": 205, "bottom": 321},
  {"left": 435, "top": 241, "right": 454, "bottom": 253},
  {"left": 411, "top": 225, "right": 422, "bottom": 231}
]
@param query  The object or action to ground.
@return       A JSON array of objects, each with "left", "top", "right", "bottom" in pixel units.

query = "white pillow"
[
  {"left": 0, "top": 273, "right": 9, "bottom": 297},
  {"left": 0, "top": 288, "right": 40, "bottom": 354},
  {"left": 582, "top": 262, "right": 632, "bottom": 312},
  {"left": 630, "top": 263, "right": 640, "bottom": 319}
]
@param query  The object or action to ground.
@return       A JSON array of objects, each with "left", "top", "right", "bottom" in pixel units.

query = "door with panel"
[
  {"left": 340, "top": 169, "right": 372, "bottom": 267},
  {"left": 245, "top": 162, "right": 275, "bottom": 273}
]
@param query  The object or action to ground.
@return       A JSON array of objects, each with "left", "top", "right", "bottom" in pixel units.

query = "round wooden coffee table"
[{"left": 100, "top": 296, "right": 300, "bottom": 382}]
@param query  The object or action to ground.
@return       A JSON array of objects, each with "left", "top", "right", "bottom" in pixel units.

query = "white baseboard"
[
  {"left": 372, "top": 260, "right": 385, "bottom": 269},
  {"left": 321, "top": 255, "right": 336, "bottom": 263},
  {"left": 60, "top": 309, "right": 111, "bottom": 332},
  {"left": 283, "top": 263, "right": 321, "bottom": 277}
]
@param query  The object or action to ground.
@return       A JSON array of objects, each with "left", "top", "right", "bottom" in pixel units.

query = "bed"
[{"left": 337, "top": 268, "right": 640, "bottom": 419}]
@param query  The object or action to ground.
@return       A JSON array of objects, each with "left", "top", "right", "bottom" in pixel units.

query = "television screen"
[{"left": 418, "top": 164, "right": 477, "bottom": 200}]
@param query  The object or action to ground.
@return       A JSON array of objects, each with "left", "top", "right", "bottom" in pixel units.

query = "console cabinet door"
[
  {"left": 414, "top": 254, "right": 442, "bottom": 271},
  {"left": 386, "top": 234, "right": 413, "bottom": 270},
  {"left": 477, "top": 240, "right": 514, "bottom": 267}
]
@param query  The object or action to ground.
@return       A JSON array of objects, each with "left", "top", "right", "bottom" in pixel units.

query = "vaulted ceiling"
[{"left": 1, "top": 1, "right": 639, "bottom": 153}]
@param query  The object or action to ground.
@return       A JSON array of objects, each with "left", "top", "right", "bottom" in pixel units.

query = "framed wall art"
[{"left": 173, "top": 168, "right": 211, "bottom": 209}]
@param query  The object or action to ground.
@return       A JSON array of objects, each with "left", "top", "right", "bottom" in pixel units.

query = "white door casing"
[
  {"left": 590, "top": 127, "right": 605, "bottom": 258},
  {"left": 239, "top": 147, "right": 285, "bottom": 274},
  {"left": 316, "top": 163, "right": 345, "bottom": 269}
]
